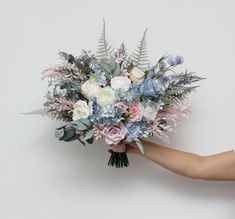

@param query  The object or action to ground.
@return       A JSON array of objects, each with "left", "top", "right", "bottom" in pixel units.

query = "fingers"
[
  {"left": 126, "top": 143, "right": 141, "bottom": 155},
  {"left": 107, "top": 142, "right": 141, "bottom": 155}
]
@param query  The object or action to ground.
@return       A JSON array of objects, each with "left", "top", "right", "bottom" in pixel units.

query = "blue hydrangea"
[
  {"left": 126, "top": 122, "right": 141, "bottom": 139},
  {"left": 92, "top": 67, "right": 107, "bottom": 86},
  {"left": 115, "top": 87, "right": 140, "bottom": 103},
  {"left": 135, "top": 77, "right": 165, "bottom": 99},
  {"left": 90, "top": 104, "right": 123, "bottom": 125}
]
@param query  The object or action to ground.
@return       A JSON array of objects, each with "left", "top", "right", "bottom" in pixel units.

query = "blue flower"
[
  {"left": 126, "top": 122, "right": 141, "bottom": 139},
  {"left": 90, "top": 104, "right": 123, "bottom": 125},
  {"left": 136, "top": 77, "right": 165, "bottom": 99},
  {"left": 167, "top": 55, "right": 184, "bottom": 66}
]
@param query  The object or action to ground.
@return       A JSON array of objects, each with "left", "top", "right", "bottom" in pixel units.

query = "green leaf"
[
  {"left": 86, "top": 137, "right": 94, "bottom": 144},
  {"left": 60, "top": 128, "right": 76, "bottom": 141},
  {"left": 109, "top": 57, "right": 116, "bottom": 70},
  {"left": 77, "top": 136, "right": 86, "bottom": 146},
  {"left": 83, "top": 130, "right": 94, "bottom": 141},
  {"left": 72, "top": 120, "right": 87, "bottom": 130},
  {"left": 134, "top": 138, "right": 144, "bottom": 154},
  {"left": 114, "top": 65, "right": 121, "bottom": 76},
  {"left": 100, "top": 60, "right": 112, "bottom": 73},
  {"left": 162, "top": 99, "right": 171, "bottom": 105},
  {"left": 79, "top": 118, "right": 91, "bottom": 127},
  {"left": 55, "top": 128, "right": 64, "bottom": 139}
]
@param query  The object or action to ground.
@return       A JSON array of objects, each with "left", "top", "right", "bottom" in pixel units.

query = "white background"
[{"left": 1, "top": 0, "right": 235, "bottom": 218}]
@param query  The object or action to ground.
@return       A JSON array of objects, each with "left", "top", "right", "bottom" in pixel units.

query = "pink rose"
[
  {"left": 81, "top": 80, "right": 101, "bottom": 100},
  {"left": 111, "top": 76, "right": 131, "bottom": 92},
  {"left": 103, "top": 123, "right": 128, "bottom": 145},
  {"left": 128, "top": 103, "right": 142, "bottom": 122},
  {"left": 115, "top": 101, "right": 128, "bottom": 114}
]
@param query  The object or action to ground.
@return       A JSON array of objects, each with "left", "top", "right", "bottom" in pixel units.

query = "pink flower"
[
  {"left": 121, "top": 69, "right": 130, "bottom": 77},
  {"left": 111, "top": 76, "right": 131, "bottom": 92},
  {"left": 115, "top": 101, "right": 128, "bottom": 114},
  {"left": 103, "top": 123, "right": 128, "bottom": 145},
  {"left": 128, "top": 103, "right": 142, "bottom": 122}
]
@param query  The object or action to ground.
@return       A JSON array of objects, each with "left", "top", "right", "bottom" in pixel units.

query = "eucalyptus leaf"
[
  {"left": 100, "top": 61, "right": 112, "bottom": 73},
  {"left": 79, "top": 118, "right": 91, "bottom": 126},
  {"left": 86, "top": 137, "right": 94, "bottom": 144},
  {"left": 109, "top": 58, "right": 116, "bottom": 70},
  {"left": 83, "top": 130, "right": 94, "bottom": 141},
  {"left": 134, "top": 139, "right": 144, "bottom": 154},
  {"left": 114, "top": 65, "right": 121, "bottom": 76},
  {"left": 72, "top": 120, "right": 87, "bottom": 130},
  {"left": 60, "top": 128, "right": 76, "bottom": 141},
  {"left": 77, "top": 136, "right": 86, "bottom": 146},
  {"left": 55, "top": 128, "right": 64, "bottom": 139}
]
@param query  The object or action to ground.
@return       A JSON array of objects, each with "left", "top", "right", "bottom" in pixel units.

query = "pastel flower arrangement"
[{"left": 31, "top": 22, "right": 204, "bottom": 167}]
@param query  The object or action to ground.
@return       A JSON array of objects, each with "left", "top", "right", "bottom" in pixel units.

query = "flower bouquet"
[{"left": 30, "top": 22, "right": 204, "bottom": 167}]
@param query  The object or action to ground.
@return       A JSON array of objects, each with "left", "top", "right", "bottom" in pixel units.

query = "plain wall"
[{"left": 0, "top": 0, "right": 235, "bottom": 218}]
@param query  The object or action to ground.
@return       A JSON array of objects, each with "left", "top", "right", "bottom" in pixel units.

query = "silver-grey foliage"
[{"left": 130, "top": 28, "right": 149, "bottom": 71}]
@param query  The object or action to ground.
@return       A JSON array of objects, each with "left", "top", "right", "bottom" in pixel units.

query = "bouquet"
[{"left": 30, "top": 22, "right": 204, "bottom": 168}]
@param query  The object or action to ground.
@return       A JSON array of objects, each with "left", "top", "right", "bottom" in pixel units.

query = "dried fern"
[
  {"left": 22, "top": 108, "right": 48, "bottom": 116},
  {"left": 96, "top": 20, "right": 113, "bottom": 60},
  {"left": 130, "top": 29, "right": 149, "bottom": 71},
  {"left": 24, "top": 97, "right": 74, "bottom": 122}
]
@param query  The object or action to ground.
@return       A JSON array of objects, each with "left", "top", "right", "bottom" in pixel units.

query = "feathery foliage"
[
  {"left": 96, "top": 20, "right": 112, "bottom": 60},
  {"left": 130, "top": 29, "right": 149, "bottom": 71},
  {"left": 165, "top": 71, "right": 205, "bottom": 103}
]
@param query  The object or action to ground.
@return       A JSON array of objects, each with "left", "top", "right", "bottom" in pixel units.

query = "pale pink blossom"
[
  {"left": 115, "top": 53, "right": 124, "bottom": 64},
  {"left": 158, "top": 103, "right": 191, "bottom": 128},
  {"left": 103, "top": 124, "right": 128, "bottom": 145},
  {"left": 115, "top": 101, "right": 129, "bottom": 114},
  {"left": 150, "top": 118, "right": 172, "bottom": 143},
  {"left": 128, "top": 103, "right": 142, "bottom": 122},
  {"left": 121, "top": 69, "right": 130, "bottom": 77}
]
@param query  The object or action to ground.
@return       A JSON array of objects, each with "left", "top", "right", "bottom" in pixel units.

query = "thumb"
[{"left": 126, "top": 143, "right": 141, "bottom": 155}]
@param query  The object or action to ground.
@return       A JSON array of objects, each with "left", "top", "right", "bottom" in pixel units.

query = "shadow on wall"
[{"left": 42, "top": 128, "right": 235, "bottom": 201}]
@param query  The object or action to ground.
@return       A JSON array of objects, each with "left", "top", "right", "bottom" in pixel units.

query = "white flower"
[
  {"left": 81, "top": 79, "right": 101, "bottom": 100},
  {"left": 72, "top": 100, "right": 92, "bottom": 120},
  {"left": 97, "top": 86, "right": 116, "bottom": 107},
  {"left": 129, "top": 67, "right": 145, "bottom": 84},
  {"left": 111, "top": 76, "right": 131, "bottom": 92},
  {"left": 143, "top": 105, "right": 158, "bottom": 121}
]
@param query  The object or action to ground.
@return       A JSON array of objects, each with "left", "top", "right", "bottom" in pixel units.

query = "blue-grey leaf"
[
  {"left": 72, "top": 120, "right": 87, "bottom": 130},
  {"left": 134, "top": 139, "right": 144, "bottom": 154},
  {"left": 79, "top": 118, "right": 91, "bottom": 126},
  {"left": 83, "top": 130, "right": 94, "bottom": 141},
  {"left": 55, "top": 129, "right": 64, "bottom": 139}
]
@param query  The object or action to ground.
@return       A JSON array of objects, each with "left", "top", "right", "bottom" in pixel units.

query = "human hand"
[
  {"left": 108, "top": 141, "right": 142, "bottom": 155},
  {"left": 126, "top": 142, "right": 142, "bottom": 155}
]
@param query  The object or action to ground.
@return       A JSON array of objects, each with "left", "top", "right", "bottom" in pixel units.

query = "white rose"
[
  {"left": 111, "top": 76, "right": 131, "bottom": 92},
  {"left": 72, "top": 100, "right": 92, "bottom": 120},
  {"left": 129, "top": 67, "right": 145, "bottom": 83},
  {"left": 97, "top": 86, "right": 116, "bottom": 107},
  {"left": 143, "top": 105, "right": 158, "bottom": 121},
  {"left": 81, "top": 80, "right": 101, "bottom": 100}
]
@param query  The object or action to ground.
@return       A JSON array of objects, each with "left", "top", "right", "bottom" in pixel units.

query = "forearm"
[
  {"left": 137, "top": 140, "right": 235, "bottom": 180},
  {"left": 141, "top": 140, "right": 202, "bottom": 179}
]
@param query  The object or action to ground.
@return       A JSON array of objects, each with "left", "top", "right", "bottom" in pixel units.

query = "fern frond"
[
  {"left": 21, "top": 108, "right": 48, "bottom": 115},
  {"left": 96, "top": 20, "right": 112, "bottom": 60},
  {"left": 166, "top": 86, "right": 199, "bottom": 104},
  {"left": 130, "top": 28, "right": 149, "bottom": 71}
]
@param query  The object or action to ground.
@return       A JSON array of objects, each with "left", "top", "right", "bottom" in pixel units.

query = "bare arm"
[{"left": 127, "top": 140, "right": 235, "bottom": 181}]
